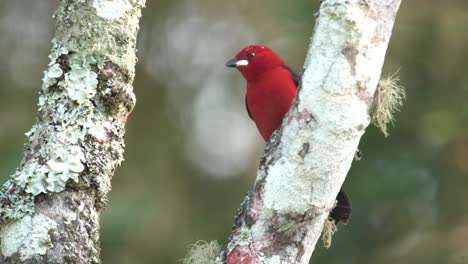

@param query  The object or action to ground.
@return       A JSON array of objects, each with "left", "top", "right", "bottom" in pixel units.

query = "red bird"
[{"left": 226, "top": 45, "right": 351, "bottom": 224}]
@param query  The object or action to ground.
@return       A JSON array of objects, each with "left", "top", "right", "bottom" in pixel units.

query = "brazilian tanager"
[{"left": 226, "top": 45, "right": 351, "bottom": 224}]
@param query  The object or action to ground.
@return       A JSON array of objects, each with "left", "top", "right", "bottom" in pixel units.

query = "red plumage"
[
  {"left": 226, "top": 45, "right": 297, "bottom": 141},
  {"left": 226, "top": 45, "right": 352, "bottom": 225}
]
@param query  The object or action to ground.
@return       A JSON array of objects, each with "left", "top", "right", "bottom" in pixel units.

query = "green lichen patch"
[
  {"left": 53, "top": 0, "right": 144, "bottom": 75},
  {"left": 0, "top": 214, "right": 57, "bottom": 261},
  {"left": 12, "top": 46, "right": 101, "bottom": 196},
  {"left": 0, "top": 183, "right": 35, "bottom": 224},
  {"left": 0, "top": 0, "right": 144, "bottom": 261},
  {"left": 4, "top": 37, "right": 131, "bottom": 205}
]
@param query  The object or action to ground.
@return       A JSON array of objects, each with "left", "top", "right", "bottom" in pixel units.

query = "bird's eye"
[{"left": 247, "top": 52, "right": 255, "bottom": 59}]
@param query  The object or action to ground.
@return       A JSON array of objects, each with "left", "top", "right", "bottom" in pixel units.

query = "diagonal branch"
[{"left": 220, "top": 0, "right": 401, "bottom": 263}]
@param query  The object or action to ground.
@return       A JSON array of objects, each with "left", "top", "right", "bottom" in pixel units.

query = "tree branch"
[
  {"left": 0, "top": 0, "right": 145, "bottom": 262},
  {"left": 220, "top": 0, "right": 401, "bottom": 263}
]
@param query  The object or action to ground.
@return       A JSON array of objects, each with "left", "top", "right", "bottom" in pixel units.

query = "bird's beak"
[{"left": 225, "top": 58, "right": 249, "bottom": 68}]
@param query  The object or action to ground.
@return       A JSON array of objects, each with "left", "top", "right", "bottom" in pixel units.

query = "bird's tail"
[{"left": 329, "top": 188, "right": 352, "bottom": 224}]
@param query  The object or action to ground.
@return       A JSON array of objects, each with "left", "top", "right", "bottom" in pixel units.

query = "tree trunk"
[
  {"left": 220, "top": 0, "right": 401, "bottom": 263},
  {"left": 0, "top": 0, "right": 145, "bottom": 262}
]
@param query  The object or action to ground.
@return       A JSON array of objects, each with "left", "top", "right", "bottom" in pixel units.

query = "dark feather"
[
  {"left": 329, "top": 188, "right": 352, "bottom": 224},
  {"left": 245, "top": 96, "right": 253, "bottom": 120}
]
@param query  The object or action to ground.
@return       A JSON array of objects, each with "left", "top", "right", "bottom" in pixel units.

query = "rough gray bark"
[
  {"left": 0, "top": 0, "right": 145, "bottom": 262},
  {"left": 220, "top": 0, "right": 402, "bottom": 263}
]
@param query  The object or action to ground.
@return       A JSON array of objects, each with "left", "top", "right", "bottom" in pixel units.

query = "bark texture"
[
  {"left": 221, "top": 0, "right": 401, "bottom": 263},
  {"left": 0, "top": 0, "right": 145, "bottom": 262}
]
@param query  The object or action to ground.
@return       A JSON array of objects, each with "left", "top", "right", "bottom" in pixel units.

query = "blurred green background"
[{"left": 1, "top": 0, "right": 468, "bottom": 263}]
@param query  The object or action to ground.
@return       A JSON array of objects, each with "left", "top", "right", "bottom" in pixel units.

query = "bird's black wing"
[
  {"left": 329, "top": 188, "right": 352, "bottom": 224},
  {"left": 245, "top": 96, "right": 253, "bottom": 120},
  {"left": 244, "top": 65, "right": 300, "bottom": 121}
]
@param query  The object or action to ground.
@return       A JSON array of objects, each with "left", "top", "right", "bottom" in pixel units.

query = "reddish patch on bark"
[
  {"left": 246, "top": 211, "right": 258, "bottom": 223},
  {"left": 270, "top": 215, "right": 278, "bottom": 225},
  {"left": 297, "top": 109, "right": 314, "bottom": 127},
  {"left": 101, "top": 68, "right": 113, "bottom": 78},
  {"left": 247, "top": 191, "right": 263, "bottom": 224},
  {"left": 229, "top": 229, "right": 240, "bottom": 241},
  {"left": 252, "top": 233, "right": 274, "bottom": 252},
  {"left": 226, "top": 245, "right": 259, "bottom": 264},
  {"left": 97, "top": 126, "right": 110, "bottom": 144}
]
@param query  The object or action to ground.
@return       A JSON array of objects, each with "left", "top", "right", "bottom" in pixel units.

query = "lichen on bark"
[
  {"left": 219, "top": 0, "right": 402, "bottom": 263},
  {"left": 0, "top": 0, "right": 146, "bottom": 262}
]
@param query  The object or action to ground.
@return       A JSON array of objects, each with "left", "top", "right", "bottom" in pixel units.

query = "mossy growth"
[
  {"left": 183, "top": 240, "right": 221, "bottom": 264},
  {"left": 321, "top": 218, "right": 337, "bottom": 249},
  {"left": 372, "top": 72, "right": 406, "bottom": 136}
]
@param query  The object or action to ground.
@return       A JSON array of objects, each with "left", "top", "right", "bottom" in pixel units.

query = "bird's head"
[{"left": 226, "top": 45, "right": 284, "bottom": 82}]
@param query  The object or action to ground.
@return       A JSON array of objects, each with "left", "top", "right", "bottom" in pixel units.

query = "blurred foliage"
[{"left": 0, "top": 0, "right": 468, "bottom": 263}]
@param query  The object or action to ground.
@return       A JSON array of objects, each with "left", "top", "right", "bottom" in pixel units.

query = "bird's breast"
[{"left": 246, "top": 70, "right": 296, "bottom": 141}]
